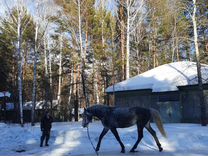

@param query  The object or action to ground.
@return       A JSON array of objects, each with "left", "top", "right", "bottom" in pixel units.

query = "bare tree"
[{"left": 118, "top": 0, "right": 146, "bottom": 79}]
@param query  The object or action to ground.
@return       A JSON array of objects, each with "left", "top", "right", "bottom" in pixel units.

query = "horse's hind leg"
[
  {"left": 96, "top": 128, "right": 109, "bottom": 151},
  {"left": 110, "top": 128, "right": 125, "bottom": 153},
  {"left": 145, "top": 121, "right": 163, "bottom": 152},
  {"left": 130, "top": 123, "right": 144, "bottom": 153}
]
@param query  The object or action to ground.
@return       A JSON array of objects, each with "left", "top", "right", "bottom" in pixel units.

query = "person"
[{"left": 40, "top": 111, "right": 53, "bottom": 147}]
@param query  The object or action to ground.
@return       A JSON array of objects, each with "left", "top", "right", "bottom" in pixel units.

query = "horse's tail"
[{"left": 150, "top": 108, "right": 167, "bottom": 138}]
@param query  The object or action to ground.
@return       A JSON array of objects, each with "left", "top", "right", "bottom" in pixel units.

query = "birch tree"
[
  {"left": 192, "top": 0, "right": 207, "bottom": 126},
  {"left": 118, "top": 0, "right": 146, "bottom": 79},
  {"left": 31, "top": 0, "right": 57, "bottom": 125},
  {"left": 31, "top": 16, "right": 38, "bottom": 126},
  {"left": 94, "top": 0, "right": 107, "bottom": 104},
  {"left": 57, "top": 34, "right": 63, "bottom": 110},
  {"left": 17, "top": 2, "right": 24, "bottom": 126},
  {"left": 39, "top": 0, "right": 57, "bottom": 110},
  {"left": 77, "top": 0, "right": 90, "bottom": 107},
  {"left": 48, "top": 38, "right": 53, "bottom": 111},
  {"left": 3, "top": 0, "right": 32, "bottom": 126}
]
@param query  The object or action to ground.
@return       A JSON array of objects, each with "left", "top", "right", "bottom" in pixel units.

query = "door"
[{"left": 157, "top": 101, "right": 182, "bottom": 123}]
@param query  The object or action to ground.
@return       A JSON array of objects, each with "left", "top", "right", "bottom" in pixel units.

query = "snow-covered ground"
[{"left": 0, "top": 122, "right": 208, "bottom": 156}]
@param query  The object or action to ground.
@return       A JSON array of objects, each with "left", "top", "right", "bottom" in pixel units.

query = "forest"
[{"left": 0, "top": 0, "right": 207, "bottom": 125}]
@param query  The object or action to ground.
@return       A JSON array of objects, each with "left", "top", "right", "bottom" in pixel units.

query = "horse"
[{"left": 82, "top": 104, "right": 167, "bottom": 153}]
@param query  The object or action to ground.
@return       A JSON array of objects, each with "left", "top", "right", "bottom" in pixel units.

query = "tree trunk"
[
  {"left": 192, "top": 0, "right": 207, "bottom": 126},
  {"left": 48, "top": 39, "right": 53, "bottom": 115},
  {"left": 17, "top": 9, "right": 24, "bottom": 127},
  {"left": 68, "top": 65, "right": 73, "bottom": 121},
  {"left": 74, "top": 65, "right": 79, "bottom": 121},
  {"left": 93, "top": 61, "right": 99, "bottom": 104},
  {"left": 126, "top": 0, "right": 130, "bottom": 79},
  {"left": 111, "top": 23, "right": 116, "bottom": 106},
  {"left": 57, "top": 34, "right": 62, "bottom": 110},
  {"left": 44, "top": 34, "right": 49, "bottom": 109},
  {"left": 172, "top": 15, "right": 180, "bottom": 62},
  {"left": 118, "top": 0, "right": 126, "bottom": 81},
  {"left": 31, "top": 25, "right": 38, "bottom": 126},
  {"left": 78, "top": 0, "right": 90, "bottom": 107}
]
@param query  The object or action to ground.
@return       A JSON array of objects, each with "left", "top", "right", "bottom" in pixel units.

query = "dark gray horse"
[{"left": 82, "top": 105, "right": 167, "bottom": 153}]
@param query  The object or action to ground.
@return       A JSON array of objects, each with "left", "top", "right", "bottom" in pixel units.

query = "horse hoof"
[
  {"left": 95, "top": 147, "right": 99, "bottom": 152},
  {"left": 159, "top": 147, "right": 163, "bottom": 152},
  {"left": 121, "top": 149, "right": 125, "bottom": 153}
]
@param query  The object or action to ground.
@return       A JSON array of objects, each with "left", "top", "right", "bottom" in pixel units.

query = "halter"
[{"left": 87, "top": 126, "right": 99, "bottom": 156}]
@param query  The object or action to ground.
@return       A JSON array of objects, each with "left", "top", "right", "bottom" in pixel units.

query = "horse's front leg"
[
  {"left": 111, "top": 128, "right": 125, "bottom": 153},
  {"left": 96, "top": 128, "right": 109, "bottom": 152}
]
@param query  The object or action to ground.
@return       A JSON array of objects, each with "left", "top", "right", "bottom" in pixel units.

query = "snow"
[
  {"left": 0, "top": 122, "right": 208, "bottom": 156},
  {"left": 23, "top": 100, "right": 58, "bottom": 110},
  {"left": 0, "top": 91, "right": 11, "bottom": 98},
  {"left": 106, "top": 61, "right": 208, "bottom": 92}
]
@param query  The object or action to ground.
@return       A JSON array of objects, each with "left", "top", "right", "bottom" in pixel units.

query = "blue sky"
[
  {"left": 0, "top": 0, "right": 32, "bottom": 16},
  {"left": 0, "top": 0, "right": 116, "bottom": 15}
]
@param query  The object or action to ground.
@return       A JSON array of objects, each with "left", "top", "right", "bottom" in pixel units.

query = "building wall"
[
  {"left": 110, "top": 87, "right": 208, "bottom": 123},
  {"left": 114, "top": 90, "right": 153, "bottom": 108}
]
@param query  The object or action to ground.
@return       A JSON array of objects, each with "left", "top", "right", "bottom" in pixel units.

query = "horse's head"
[{"left": 82, "top": 108, "right": 93, "bottom": 128}]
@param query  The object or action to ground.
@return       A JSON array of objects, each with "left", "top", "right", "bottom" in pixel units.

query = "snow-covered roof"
[
  {"left": 0, "top": 91, "right": 11, "bottom": 98},
  {"left": 106, "top": 61, "right": 208, "bottom": 93},
  {"left": 23, "top": 100, "right": 58, "bottom": 110}
]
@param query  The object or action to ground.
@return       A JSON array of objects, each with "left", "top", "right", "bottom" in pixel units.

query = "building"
[{"left": 106, "top": 61, "right": 208, "bottom": 123}]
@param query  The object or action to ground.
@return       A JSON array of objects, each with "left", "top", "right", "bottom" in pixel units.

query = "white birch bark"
[
  {"left": 31, "top": 0, "right": 54, "bottom": 124},
  {"left": 78, "top": 0, "right": 83, "bottom": 58},
  {"left": 119, "top": 0, "right": 146, "bottom": 79},
  {"left": 44, "top": 35, "right": 48, "bottom": 76},
  {"left": 7, "top": 0, "right": 31, "bottom": 126},
  {"left": 57, "top": 34, "right": 63, "bottom": 107},
  {"left": 43, "top": 33, "right": 50, "bottom": 109},
  {"left": 48, "top": 39, "right": 53, "bottom": 110},
  {"left": 15, "top": 0, "right": 32, "bottom": 126},
  {"left": 17, "top": 4, "right": 24, "bottom": 126},
  {"left": 31, "top": 24, "right": 38, "bottom": 126},
  {"left": 68, "top": 65, "right": 74, "bottom": 115},
  {"left": 126, "top": 0, "right": 130, "bottom": 79},
  {"left": 77, "top": 0, "right": 90, "bottom": 107},
  {"left": 192, "top": 0, "right": 207, "bottom": 126},
  {"left": 93, "top": 60, "right": 99, "bottom": 104}
]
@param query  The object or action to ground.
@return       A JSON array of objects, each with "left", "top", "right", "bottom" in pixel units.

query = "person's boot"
[
  {"left": 45, "top": 136, "right": 49, "bottom": 146},
  {"left": 40, "top": 136, "right": 44, "bottom": 147}
]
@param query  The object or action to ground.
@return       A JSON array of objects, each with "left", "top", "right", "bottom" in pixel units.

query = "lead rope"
[
  {"left": 87, "top": 127, "right": 156, "bottom": 154},
  {"left": 141, "top": 141, "right": 158, "bottom": 151},
  {"left": 87, "top": 126, "right": 99, "bottom": 156}
]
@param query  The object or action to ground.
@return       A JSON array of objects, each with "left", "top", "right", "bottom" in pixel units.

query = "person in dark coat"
[{"left": 40, "top": 111, "right": 53, "bottom": 147}]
